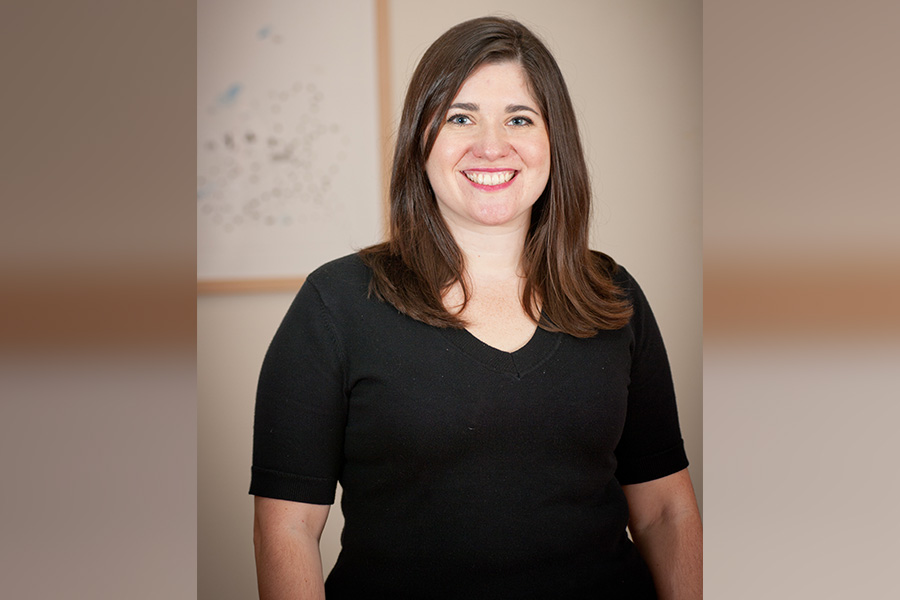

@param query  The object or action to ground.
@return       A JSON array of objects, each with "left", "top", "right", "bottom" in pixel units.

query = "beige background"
[
  {"left": 199, "top": 1, "right": 700, "bottom": 597},
  {"left": 703, "top": 1, "right": 900, "bottom": 597}
]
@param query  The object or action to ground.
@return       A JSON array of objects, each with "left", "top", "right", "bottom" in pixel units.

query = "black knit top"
[{"left": 250, "top": 253, "right": 687, "bottom": 599}]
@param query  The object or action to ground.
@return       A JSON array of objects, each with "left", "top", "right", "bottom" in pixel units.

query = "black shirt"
[{"left": 250, "top": 253, "right": 687, "bottom": 598}]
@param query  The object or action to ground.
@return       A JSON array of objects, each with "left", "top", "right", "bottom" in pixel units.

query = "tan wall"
[{"left": 198, "top": 2, "right": 701, "bottom": 597}]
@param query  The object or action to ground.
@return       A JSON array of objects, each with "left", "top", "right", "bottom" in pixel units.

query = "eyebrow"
[{"left": 448, "top": 102, "right": 540, "bottom": 115}]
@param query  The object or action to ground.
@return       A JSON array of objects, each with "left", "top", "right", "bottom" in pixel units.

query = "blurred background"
[
  {"left": 703, "top": 2, "right": 900, "bottom": 597},
  {"left": 2, "top": 1, "right": 897, "bottom": 599},
  {"left": 2, "top": 2, "right": 197, "bottom": 599}
]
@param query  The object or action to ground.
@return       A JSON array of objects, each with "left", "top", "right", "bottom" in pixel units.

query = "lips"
[{"left": 463, "top": 170, "right": 516, "bottom": 186}]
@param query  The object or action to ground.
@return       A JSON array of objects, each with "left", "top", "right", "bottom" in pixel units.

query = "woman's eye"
[
  {"left": 447, "top": 114, "right": 472, "bottom": 125},
  {"left": 508, "top": 116, "right": 533, "bottom": 126}
]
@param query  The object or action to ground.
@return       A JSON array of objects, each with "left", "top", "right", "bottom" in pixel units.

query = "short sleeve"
[
  {"left": 613, "top": 267, "right": 689, "bottom": 485},
  {"left": 249, "top": 277, "right": 349, "bottom": 504}
]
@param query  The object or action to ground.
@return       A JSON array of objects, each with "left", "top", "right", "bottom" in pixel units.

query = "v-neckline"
[{"left": 438, "top": 322, "right": 560, "bottom": 379}]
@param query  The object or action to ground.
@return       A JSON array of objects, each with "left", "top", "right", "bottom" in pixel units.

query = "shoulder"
[
  {"left": 588, "top": 251, "right": 657, "bottom": 337},
  {"left": 589, "top": 250, "right": 639, "bottom": 298},
  {"left": 277, "top": 254, "right": 375, "bottom": 332},
  {"left": 591, "top": 257, "right": 670, "bottom": 361},
  {"left": 297, "top": 253, "right": 411, "bottom": 333},
  {"left": 306, "top": 253, "right": 371, "bottom": 284},
  {"left": 303, "top": 253, "right": 373, "bottom": 300}
]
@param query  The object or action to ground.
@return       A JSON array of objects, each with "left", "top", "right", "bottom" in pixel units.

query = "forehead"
[{"left": 452, "top": 61, "right": 538, "bottom": 104}]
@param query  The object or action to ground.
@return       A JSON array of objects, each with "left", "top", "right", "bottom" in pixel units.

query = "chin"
[{"left": 471, "top": 205, "right": 528, "bottom": 227}]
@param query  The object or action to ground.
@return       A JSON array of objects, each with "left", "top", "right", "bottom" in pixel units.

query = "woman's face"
[{"left": 424, "top": 61, "right": 551, "bottom": 234}]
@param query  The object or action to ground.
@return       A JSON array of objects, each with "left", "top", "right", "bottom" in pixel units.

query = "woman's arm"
[
  {"left": 253, "top": 496, "right": 331, "bottom": 600},
  {"left": 622, "top": 468, "right": 702, "bottom": 600}
]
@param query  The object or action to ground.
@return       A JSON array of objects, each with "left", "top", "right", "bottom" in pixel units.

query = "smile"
[{"left": 463, "top": 170, "right": 516, "bottom": 186}]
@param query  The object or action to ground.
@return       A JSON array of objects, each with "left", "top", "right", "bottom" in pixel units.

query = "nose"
[{"left": 471, "top": 123, "right": 511, "bottom": 160}]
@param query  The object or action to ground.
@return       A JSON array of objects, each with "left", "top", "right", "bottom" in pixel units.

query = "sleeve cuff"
[
  {"left": 249, "top": 466, "right": 337, "bottom": 505},
  {"left": 615, "top": 440, "right": 689, "bottom": 485}
]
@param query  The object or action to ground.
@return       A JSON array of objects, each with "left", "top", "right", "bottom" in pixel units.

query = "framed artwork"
[{"left": 198, "top": 1, "right": 389, "bottom": 292}]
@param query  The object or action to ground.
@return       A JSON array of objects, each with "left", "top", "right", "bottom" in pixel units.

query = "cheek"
[
  {"left": 526, "top": 143, "right": 551, "bottom": 195},
  {"left": 431, "top": 138, "right": 463, "bottom": 167},
  {"left": 424, "top": 155, "right": 455, "bottom": 197},
  {"left": 428, "top": 150, "right": 465, "bottom": 191},
  {"left": 519, "top": 134, "right": 550, "bottom": 167}
]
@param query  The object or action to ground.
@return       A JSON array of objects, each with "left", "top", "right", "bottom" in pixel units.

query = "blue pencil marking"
[
  {"left": 258, "top": 26, "right": 271, "bottom": 40},
  {"left": 217, "top": 84, "right": 242, "bottom": 107}
]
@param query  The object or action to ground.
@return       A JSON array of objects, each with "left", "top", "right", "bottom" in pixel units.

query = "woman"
[{"left": 251, "top": 16, "right": 701, "bottom": 599}]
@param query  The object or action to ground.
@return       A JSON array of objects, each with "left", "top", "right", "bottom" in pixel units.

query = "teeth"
[{"left": 465, "top": 171, "right": 515, "bottom": 186}]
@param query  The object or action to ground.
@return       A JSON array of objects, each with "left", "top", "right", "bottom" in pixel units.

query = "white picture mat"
[{"left": 198, "top": 2, "right": 383, "bottom": 281}]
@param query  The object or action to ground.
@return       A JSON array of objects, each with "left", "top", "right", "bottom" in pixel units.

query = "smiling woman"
[
  {"left": 361, "top": 18, "right": 634, "bottom": 338},
  {"left": 250, "top": 16, "right": 701, "bottom": 600}
]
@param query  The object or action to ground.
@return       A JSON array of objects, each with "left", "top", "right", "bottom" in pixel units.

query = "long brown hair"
[{"left": 359, "top": 16, "right": 632, "bottom": 336}]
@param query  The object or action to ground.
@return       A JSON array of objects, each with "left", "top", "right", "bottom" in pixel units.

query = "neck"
[{"left": 447, "top": 221, "right": 528, "bottom": 280}]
